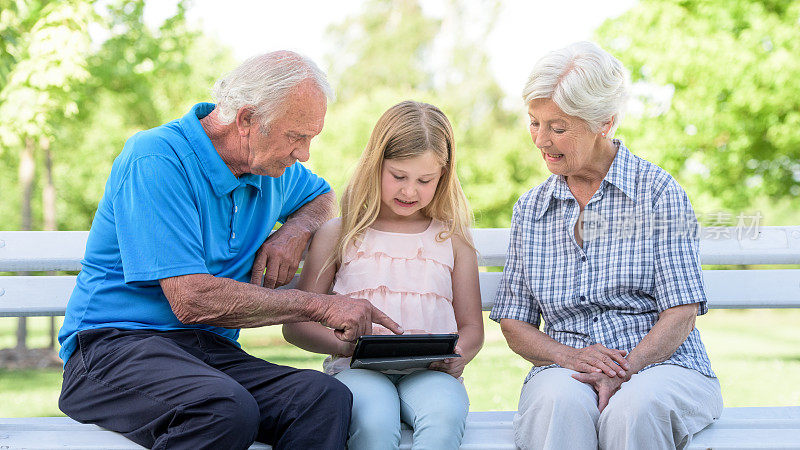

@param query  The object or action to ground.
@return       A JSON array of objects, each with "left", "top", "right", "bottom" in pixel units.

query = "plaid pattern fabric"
[{"left": 490, "top": 141, "right": 715, "bottom": 383}]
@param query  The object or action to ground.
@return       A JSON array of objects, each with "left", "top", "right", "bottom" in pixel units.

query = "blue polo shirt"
[{"left": 58, "top": 102, "right": 331, "bottom": 363}]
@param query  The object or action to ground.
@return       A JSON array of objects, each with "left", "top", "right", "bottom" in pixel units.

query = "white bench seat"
[{"left": 3, "top": 407, "right": 799, "bottom": 449}]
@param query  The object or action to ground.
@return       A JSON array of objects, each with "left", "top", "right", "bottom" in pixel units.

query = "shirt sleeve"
[
  {"left": 112, "top": 155, "right": 209, "bottom": 283},
  {"left": 489, "top": 200, "right": 541, "bottom": 326},
  {"left": 277, "top": 162, "right": 332, "bottom": 224},
  {"left": 652, "top": 181, "right": 708, "bottom": 315}
]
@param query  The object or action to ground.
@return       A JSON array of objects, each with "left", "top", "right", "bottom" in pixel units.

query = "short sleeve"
[
  {"left": 277, "top": 162, "right": 331, "bottom": 223},
  {"left": 489, "top": 201, "right": 541, "bottom": 327},
  {"left": 113, "top": 155, "right": 209, "bottom": 283},
  {"left": 652, "top": 181, "right": 708, "bottom": 314}
]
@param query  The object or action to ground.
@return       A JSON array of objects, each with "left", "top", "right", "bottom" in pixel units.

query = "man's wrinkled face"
[{"left": 246, "top": 83, "right": 327, "bottom": 177}]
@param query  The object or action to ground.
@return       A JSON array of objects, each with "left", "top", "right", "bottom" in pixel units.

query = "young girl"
[{"left": 283, "top": 100, "right": 484, "bottom": 450}]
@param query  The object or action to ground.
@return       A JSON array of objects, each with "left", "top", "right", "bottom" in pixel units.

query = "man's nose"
[{"left": 293, "top": 141, "right": 311, "bottom": 162}]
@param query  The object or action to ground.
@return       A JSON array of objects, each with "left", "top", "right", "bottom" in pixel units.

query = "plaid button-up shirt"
[{"left": 490, "top": 141, "right": 715, "bottom": 383}]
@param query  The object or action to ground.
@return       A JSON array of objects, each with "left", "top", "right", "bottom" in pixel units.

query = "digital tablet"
[{"left": 349, "top": 334, "right": 460, "bottom": 371}]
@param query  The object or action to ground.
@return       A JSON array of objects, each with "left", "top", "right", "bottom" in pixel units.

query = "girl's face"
[{"left": 379, "top": 151, "right": 444, "bottom": 221}]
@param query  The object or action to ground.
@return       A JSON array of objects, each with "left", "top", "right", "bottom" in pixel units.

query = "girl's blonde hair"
[{"left": 329, "top": 100, "right": 473, "bottom": 272}]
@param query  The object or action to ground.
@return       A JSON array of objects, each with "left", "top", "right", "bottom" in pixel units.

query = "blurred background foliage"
[{"left": 1, "top": 0, "right": 798, "bottom": 234}]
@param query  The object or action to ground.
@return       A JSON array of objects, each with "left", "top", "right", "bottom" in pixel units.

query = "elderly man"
[{"left": 57, "top": 51, "right": 401, "bottom": 450}]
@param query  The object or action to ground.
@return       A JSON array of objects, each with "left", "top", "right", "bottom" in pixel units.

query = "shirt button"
[
  {"left": 581, "top": 256, "right": 587, "bottom": 262},
  {"left": 580, "top": 296, "right": 586, "bottom": 302},
  {"left": 231, "top": 232, "right": 236, "bottom": 239},
  {"left": 234, "top": 205, "right": 239, "bottom": 213},
  {"left": 593, "top": 317, "right": 598, "bottom": 322}
]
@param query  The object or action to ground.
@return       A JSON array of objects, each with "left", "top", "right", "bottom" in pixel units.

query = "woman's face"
[{"left": 528, "top": 98, "right": 603, "bottom": 178}]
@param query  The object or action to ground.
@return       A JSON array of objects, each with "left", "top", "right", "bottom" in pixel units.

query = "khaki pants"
[{"left": 513, "top": 365, "right": 723, "bottom": 450}]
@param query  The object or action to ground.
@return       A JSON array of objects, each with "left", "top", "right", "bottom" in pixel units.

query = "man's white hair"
[
  {"left": 212, "top": 51, "right": 334, "bottom": 131},
  {"left": 522, "top": 41, "right": 629, "bottom": 136}
]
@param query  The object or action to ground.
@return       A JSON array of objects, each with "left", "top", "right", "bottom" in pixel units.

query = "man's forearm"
[
  {"left": 162, "top": 273, "right": 328, "bottom": 328},
  {"left": 282, "top": 190, "right": 336, "bottom": 235}
]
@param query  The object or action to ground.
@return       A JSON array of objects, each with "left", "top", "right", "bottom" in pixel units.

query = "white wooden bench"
[{"left": 2, "top": 226, "right": 800, "bottom": 449}]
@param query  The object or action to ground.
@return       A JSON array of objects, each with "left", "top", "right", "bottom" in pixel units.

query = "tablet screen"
[{"left": 352, "top": 334, "right": 459, "bottom": 359}]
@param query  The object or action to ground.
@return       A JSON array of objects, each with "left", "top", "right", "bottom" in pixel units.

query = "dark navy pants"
[{"left": 59, "top": 328, "right": 352, "bottom": 450}]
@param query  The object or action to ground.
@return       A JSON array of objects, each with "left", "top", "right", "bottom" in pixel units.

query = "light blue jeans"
[{"left": 334, "top": 368, "right": 469, "bottom": 450}]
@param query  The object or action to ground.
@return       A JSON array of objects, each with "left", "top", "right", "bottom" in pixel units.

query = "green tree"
[
  {"left": 0, "top": 0, "right": 234, "bottom": 352},
  {"left": 595, "top": 0, "right": 800, "bottom": 211},
  {"left": 315, "top": 0, "right": 542, "bottom": 227},
  {"left": 54, "top": 0, "right": 235, "bottom": 230},
  {"left": 0, "top": 0, "right": 95, "bottom": 350}
]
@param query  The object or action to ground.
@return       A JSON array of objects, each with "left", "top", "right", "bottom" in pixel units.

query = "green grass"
[{"left": 2, "top": 310, "right": 799, "bottom": 417}]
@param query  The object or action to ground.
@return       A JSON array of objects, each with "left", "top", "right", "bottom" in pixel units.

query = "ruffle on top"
[{"left": 324, "top": 220, "right": 458, "bottom": 375}]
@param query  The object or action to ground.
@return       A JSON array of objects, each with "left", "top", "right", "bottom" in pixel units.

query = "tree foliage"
[
  {"left": 0, "top": 0, "right": 234, "bottom": 231},
  {"left": 314, "top": 0, "right": 543, "bottom": 227},
  {"left": 595, "top": 0, "right": 800, "bottom": 209}
]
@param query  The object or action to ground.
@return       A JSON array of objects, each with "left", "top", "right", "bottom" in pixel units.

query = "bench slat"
[
  {"left": 477, "top": 269, "right": 800, "bottom": 310},
  {"left": 703, "top": 269, "right": 800, "bottom": 308},
  {"left": 0, "top": 231, "right": 88, "bottom": 272},
  {"left": 1, "top": 269, "right": 798, "bottom": 317},
  {"left": 0, "top": 276, "right": 78, "bottom": 317},
  {"left": 689, "top": 429, "right": 800, "bottom": 449},
  {"left": 3, "top": 227, "right": 799, "bottom": 272}
]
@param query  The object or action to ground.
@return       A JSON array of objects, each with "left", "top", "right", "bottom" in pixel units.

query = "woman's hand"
[
  {"left": 559, "top": 344, "right": 630, "bottom": 378},
  {"left": 571, "top": 371, "right": 625, "bottom": 412},
  {"left": 429, "top": 344, "right": 467, "bottom": 378}
]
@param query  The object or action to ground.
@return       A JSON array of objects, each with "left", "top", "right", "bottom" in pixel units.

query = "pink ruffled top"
[{"left": 323, "top": 219, "right": 457, "bottom": 375}]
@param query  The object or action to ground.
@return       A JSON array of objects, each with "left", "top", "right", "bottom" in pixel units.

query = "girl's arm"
[
  {"left": 429, "top": 234, "right": 484, "bottom": 377},
  {"left": 282, "top": 218, "right": 355, "bottom": 356}
]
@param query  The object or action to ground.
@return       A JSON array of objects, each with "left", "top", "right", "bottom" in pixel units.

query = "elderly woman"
[{"left": 490, "top": 41, "right": 723, "bottom": 450}]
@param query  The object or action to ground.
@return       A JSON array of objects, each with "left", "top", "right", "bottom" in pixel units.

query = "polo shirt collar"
[
  {"left": 602, "top": 140, "right": 637, "bottom": 203},
  {"left": 180, "top": 102, "right": 254, "bottom": 197}
]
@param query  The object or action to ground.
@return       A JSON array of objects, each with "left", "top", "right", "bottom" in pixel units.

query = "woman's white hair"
[
  {"left": 522, "top": 41, "right": 629, "bottom": 136},
  {"left": 212, "top": 51, "right": 334, "bottom": 132}
]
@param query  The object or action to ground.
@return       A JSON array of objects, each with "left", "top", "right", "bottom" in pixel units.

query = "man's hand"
[
  {"left": 250, "top": 225, "right": 310, "bottom": 289},
  {"left": 429, "top": 344, "right": 467, "bottom": 378},
  {"left": 314, "top": 294, "right": 403, "bottom": 342},
  {"left": 558, "top": 344, "right": 630, "bottom": 378},
  {"left": 571, "top": 371, "right": 625, "bottom": 412}
]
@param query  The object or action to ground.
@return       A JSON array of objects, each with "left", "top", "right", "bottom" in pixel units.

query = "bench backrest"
[{"left": 1, "top": 226, "right": 799, "bottom": 317}]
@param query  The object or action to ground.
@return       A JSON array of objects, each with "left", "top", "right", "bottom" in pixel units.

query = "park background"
[{"left": 1, "top": 0, "right": 799, "bottom": 416}]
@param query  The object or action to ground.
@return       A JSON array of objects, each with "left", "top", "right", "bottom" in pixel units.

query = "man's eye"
[
  {"left": 530, "top": 121, "right": 539, "bottom": 128},
  {"left": 553, "top": 129, "right": 566, "bottom": 134}
]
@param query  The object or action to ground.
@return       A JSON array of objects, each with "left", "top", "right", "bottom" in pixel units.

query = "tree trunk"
[
  {"left": 43, "top": 137, "right": 58, "bottom": 349},
  {"left": 16, "top": 137, "right": 36, "bottom": 351}
]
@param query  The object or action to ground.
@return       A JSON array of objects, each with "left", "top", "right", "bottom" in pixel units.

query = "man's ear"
[{"left": 236, "top": 106, "right": 254, "bottom": 136}]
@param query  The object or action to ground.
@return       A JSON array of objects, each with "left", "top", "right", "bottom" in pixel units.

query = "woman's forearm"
[
  {"left": 625, "top": 303, "right": 698, "bottom": 374},
  {"left": 500, "top": 318, "right": 575, "bottom": 367}
]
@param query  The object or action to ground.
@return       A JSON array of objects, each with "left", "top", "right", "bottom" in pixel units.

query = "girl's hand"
[
  {"left": 403, "top": 329, "right": 429, "bottom": 335},
  {"left": 428, "top": 344, "right": 466, "bottom": 378},
  {"left": 371, "top": 326, "right": 392, "bottom": 335},
  {"left": 337, "top": 341, "right": 356, "bottom": 357}
]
